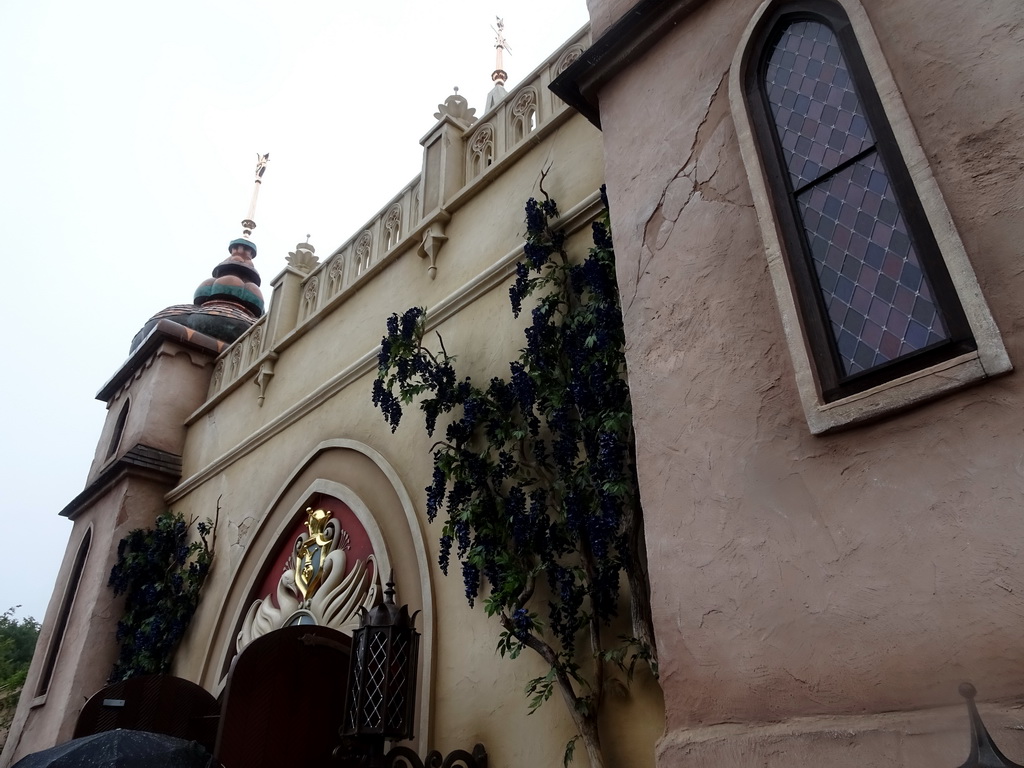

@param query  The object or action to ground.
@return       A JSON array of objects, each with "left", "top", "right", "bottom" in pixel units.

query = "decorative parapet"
[
  {"left": 198, "top": 25, "right": 592, "bottom": 411},
  {"left": 210, "top": 313, "right": 268, "bottom": 398},
  {"left": 465, "top": 26, "right": 590, "bottom": 181},
  {"left": 296, "top": 174, "right": 420, "bottom": 329}
]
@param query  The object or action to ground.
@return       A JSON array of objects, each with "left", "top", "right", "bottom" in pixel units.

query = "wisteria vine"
[
  {"left": 108, "top": 509, "right": 215, "bottom": 682},
  {"left": 373, "top": 187, "right": 656, "bottom": 767}
]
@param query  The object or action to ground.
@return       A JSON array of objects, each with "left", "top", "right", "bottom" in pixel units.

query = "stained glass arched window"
[{"left": 746, "top": 2, "right": 976, "bottom": 401}]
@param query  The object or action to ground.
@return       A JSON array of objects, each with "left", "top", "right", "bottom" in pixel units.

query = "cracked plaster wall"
[{"left": 589, "top": 0, "right": 1024, "bottom": 756}]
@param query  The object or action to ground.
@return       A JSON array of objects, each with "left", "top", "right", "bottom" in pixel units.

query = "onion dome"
[
  {"left": 193, "top": 239, "right": 265, "bottom": 316},
  {"left": 130, "top": 239, "right": 265, "bottom": 352}
]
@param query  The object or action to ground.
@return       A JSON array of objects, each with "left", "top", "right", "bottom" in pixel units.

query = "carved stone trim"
[
  {"left": 229, "top": 346, "right": 242, "bottom": 379},
  {"left": 384, "top": 205, "right": 402, "bottom": 250},
  {"left": 511, "top": 88, "right": 536, "bottom": 117},
  {"left": 302, "top": 275, "right": 320, "bottom": 317},
  {"left": 433, "top": 89, "right": 478, "bottom": 126},
  {"left": 212, "top": 360, "right": 225, "bottom": 390},
  {"left": 555, "top": 45, "right": 584, "bottom": 75},
  {"left": 471, "top": 124, "right": 493, "bottom": 152},
  {"left": 469, "top": 124, "right": 495, "bottom": 178},
  {"left": 248, "top": 325, "right": 263, "bottom": 358},
  {"left": 355, "top": 231, "right": 373, "bottom": 275},
  {"left": 509, "top": 88, "right": 538, "bottom": 144},
  {"left": 327, "top": 255, "right": 345, "bottom": 294}
]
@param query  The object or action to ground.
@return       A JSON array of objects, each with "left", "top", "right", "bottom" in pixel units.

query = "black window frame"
[{"left": 743, "top": 0, "right": 976, "bottom": 402}]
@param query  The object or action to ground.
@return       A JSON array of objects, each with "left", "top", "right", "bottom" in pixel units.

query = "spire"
[
  {"left": 491, "top": 17, "right": 509, "bottom": 86},
  {"left": 485, "top": 17, "right": 510, "bottom": 113},
  {"left": 241, "top": 153, "right": 269, "bottom": 238},
  {"left": 130, "top": 155, "right": 270, "bottom": 351}
]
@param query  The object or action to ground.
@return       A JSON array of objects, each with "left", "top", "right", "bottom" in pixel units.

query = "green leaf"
[{"left": 563, "top": 736, "right": 579, "bottom": 766}]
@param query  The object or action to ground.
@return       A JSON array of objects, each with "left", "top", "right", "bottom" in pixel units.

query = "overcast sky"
[{"left": 0, "top": 0, "right": 590, "bottom": 621}]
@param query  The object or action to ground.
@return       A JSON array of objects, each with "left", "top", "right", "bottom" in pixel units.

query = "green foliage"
[
  {"left": 108, "top": 511, "right": 214, "bottom": 681},
  {"left": 0, "top": 607, "right": 39, "bottom": 744},
  {"left": 374, "top": 186, "right": 656, "bottom": 767},
  {"left": 0, "top": 607, "right": 39, "bottom": 692}
]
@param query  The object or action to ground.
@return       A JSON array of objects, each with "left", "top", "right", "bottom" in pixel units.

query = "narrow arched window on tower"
[
  {"left": 35, "top": 529, "right": 91, "bottom": 701},
  {"left": 745, "top": 2, "right": 976, "bottom": 401},
  {"left": 106, "top": 399, "right": 130, "bottom": 459}
]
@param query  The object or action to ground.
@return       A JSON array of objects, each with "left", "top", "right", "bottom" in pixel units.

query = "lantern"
[{"left": 343, "top": 576, "right": 420, "bottom": 743}]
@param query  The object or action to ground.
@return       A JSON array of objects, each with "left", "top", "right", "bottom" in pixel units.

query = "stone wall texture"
[{"left": 589, "top": 0, "right": 1024, "bottom": 762}]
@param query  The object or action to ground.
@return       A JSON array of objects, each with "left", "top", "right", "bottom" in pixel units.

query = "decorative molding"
[
  {"left": 469, "top": 124, "right": 495, "bottom": 178},
  {"left": 555, "top": 45, "right": 584, "bottom": 75},
  {"left": 228, "top": 346, "right": 243, "bottom": 380},
  {"left": 384, "top": 204, "right": 403, "bottom": 251},
  {"left": 248, "top": 325, "right": 263, "bottom": 358},
  {"left": 471, "top": 124, "right": 493, "bottom": 152},
  {"left": 511, "top": 88, "right": 536, "bottom": 117},
  {"left": 253, "top": 354, "right": 276, "bottom": 408},
  {"left": 417, "top": 211, "right": 451, "bottom": 281},
  {"left": 186, "top": 28, "right": 593, "bottom": 419},
  {"left": 302, "top": 275, "right": 320, "bottom": 317},
  {"left": 327, "top": 254, "right": 345, "bottom": 294},
  {"left": 433, "top": 89, "right": 478, "bottom": 127},
  {"left": 509, "top": 88, "right": 539, "bottom": 145},
  {"left": 355, "top": 231, "right": 373, "bottom": 275},
  {"left": 286, "top": 242, "right": 319, "bottom": 274},
  {"left": 235, "top": 508, "right": 381, "bottom": 653}
]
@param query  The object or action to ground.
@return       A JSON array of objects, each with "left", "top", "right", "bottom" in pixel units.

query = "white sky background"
[{"left": 0, "top": 0, "right": 590, "bottom": 621}]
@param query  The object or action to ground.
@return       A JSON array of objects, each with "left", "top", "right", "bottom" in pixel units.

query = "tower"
[{"left": 0, "top": 159, "right": 271, "bottom": 766}]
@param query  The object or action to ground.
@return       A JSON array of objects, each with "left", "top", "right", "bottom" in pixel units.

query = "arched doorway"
[{"left": 201, "top": 440, "right": 435, "bottom": 751}]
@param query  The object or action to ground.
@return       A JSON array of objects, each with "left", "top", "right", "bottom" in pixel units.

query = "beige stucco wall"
[
  {"left": 154, "top": 86, "right": 662, "bottom": 767},
  {"left": 87, "top": 342, "right": 218, "bottom": 482},
  {"left": 588, "top": 0, "right": 1024, "bottom": 763}
]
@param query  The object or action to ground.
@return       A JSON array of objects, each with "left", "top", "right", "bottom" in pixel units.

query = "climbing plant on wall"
[
  {"left": 108, "top": 510, "right": 215, "bottom": 682},
  {"left": 373, "top": 186, "right": 656, "bottom": 768}
]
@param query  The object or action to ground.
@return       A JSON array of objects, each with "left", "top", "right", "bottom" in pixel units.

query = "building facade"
[
  {"left": 1, "top": 25, "right": 661, "bottom": 768},
  {"left": 5, "top": 0, "right": 1024, "bottom": 766}
]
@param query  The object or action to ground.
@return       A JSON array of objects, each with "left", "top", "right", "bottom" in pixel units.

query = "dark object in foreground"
[
  {"left": 958, "top": 683, "right": 1024, "bottom": 768},
  {"left": 75, "top": 674, "right": 219, "bottom": 753},
  {"left": 381, "top": 744, "right": 488, "bottom": 768},
  {"left": 11, "top": 728, "right": 212, "bottom": 768}
]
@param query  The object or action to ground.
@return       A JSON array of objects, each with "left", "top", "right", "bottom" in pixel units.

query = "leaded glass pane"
[
  {"left": 765, "top": 20, "right": 874, "bottom": 190},
  {"left": 796, "top": 152, "right": 950, "bottom": 375}
]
